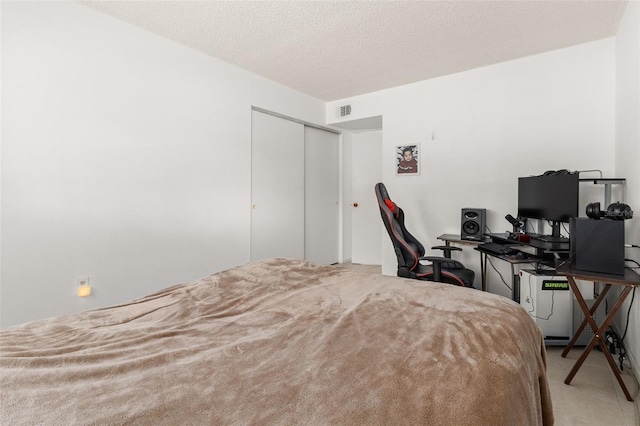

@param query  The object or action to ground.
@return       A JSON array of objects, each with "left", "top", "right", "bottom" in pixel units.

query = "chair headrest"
[
  {"left": 384, "top": 199, "right": 400, "bottom": 218},
  {"left": 384, "top": 198, "right": 396, "bottom": 212},
  {"left": 376, "top": 182, "right": 400, "bottom": 219}
]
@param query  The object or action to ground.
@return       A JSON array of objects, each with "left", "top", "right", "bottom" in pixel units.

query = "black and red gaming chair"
[{"left": 375, "top": 182, "right": 475, "bottom": 287}]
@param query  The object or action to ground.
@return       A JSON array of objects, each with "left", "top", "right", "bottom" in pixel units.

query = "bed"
[{"left": 1, "top": 258, "right": 553, "bottom": 425}]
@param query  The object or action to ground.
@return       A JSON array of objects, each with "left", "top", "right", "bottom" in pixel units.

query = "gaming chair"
[{"left": 375, "top": 182, "right": 475, "bottom": 287}]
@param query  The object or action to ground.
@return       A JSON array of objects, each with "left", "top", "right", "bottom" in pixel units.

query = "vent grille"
[{"left": 338, "top": 104, "right": 352, "bottom": 117}]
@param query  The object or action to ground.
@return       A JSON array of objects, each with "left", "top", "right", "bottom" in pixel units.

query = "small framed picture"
[{"left": 396, "top": 144, "right": 420, "bottom": 175}]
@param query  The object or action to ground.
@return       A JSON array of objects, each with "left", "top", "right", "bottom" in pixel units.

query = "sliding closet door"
[
  {"left": 251, "top": 110, "right": 305, "bottom": 261},
  {"left": 305, "top": 126, "right": 339, "bottom": 265}
]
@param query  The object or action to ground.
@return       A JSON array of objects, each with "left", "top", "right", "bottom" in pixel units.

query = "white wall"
[
  {"left": 0, "top": 1, "right": 326, "bottom": 327},
  {"left": 329, "top": 38, "right": 616, "bottom": 298},
  {"left": 614, "top": 0, "right": 640, "bottom": 373}
]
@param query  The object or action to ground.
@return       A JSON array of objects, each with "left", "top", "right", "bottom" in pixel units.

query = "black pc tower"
[{"left": 569, "top": 218, "right": 625, "bottom": 275}]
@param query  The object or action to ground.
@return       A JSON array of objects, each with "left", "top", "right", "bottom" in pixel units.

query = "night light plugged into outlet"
[{"left": 77, "top": 277, "right": 91, "bottom": 298}]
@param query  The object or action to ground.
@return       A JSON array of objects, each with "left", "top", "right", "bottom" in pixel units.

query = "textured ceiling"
[{"left": 79, "top": 0, "right": 628, "bottom": 101}]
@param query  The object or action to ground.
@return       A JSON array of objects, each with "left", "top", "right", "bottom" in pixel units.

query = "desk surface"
[
  {"left": 556, "top": 262, "right": 640, "bottom": 286},
  {"left": 437, "top": 234, "right": 489, "bottom": 245}
]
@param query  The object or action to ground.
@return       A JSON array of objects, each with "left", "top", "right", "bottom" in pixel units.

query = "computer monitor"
[{"left": 517, "top": 173, "right": 579, "bottom": 242}]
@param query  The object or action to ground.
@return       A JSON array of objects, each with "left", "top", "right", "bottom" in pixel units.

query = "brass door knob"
[{"left": 353, "top": 203, "right": 359, "bottom": 207}]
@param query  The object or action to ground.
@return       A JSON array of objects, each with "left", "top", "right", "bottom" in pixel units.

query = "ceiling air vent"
[{"left": 338, "top": 104, "right": 352, "bottom": 117}]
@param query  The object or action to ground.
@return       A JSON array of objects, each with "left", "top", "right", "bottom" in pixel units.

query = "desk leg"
[
  {"left": 511, "top": 263, "right": 518, "bottom": 303},
  {"left": 562, "top": 283, "right": 611, "bottom": 357},
  {"left": 564, "top": 278, "right": 635, "bottom": 401},
  {"left": 479, "top": 252, "right": 486, "bottom": 292},
  {"left": 597, "top": 285, "right": 634, "bottom": 401}
]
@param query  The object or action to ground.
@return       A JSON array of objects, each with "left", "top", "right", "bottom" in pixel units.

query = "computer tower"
[
  {"left": 519, "top": 270, "right": 573, "bottom": 345},
  {"left": 569, "top": 218, "right": 625, "bottom": 275}
]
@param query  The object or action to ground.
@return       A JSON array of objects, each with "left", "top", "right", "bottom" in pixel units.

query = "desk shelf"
[{"left": 579, "top": 178, "right": 625, "bottom": 207}]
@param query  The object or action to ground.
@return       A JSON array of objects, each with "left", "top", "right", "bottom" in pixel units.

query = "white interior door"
[
  {"left": 351, "top": 131, "right": 382, "bottom": 265},
  {"left": 251, "top": 110, "right": 305, "bottom": 261},
  {"left": 305, "top": 126, "right": 339, "bottom": 265}
]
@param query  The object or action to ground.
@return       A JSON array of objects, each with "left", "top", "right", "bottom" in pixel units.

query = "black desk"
[
  {"left": 556, "top": 263, "right": 640, "bottom": 401},
  {"left": 489, "top": 232, "right": 570, "bottom": 253},
  {"left": 475, "top": 233, "right": 569, "bottom": 301}
]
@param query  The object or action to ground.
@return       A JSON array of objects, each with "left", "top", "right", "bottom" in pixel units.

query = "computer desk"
[
  {"left": 475, "top": 233, "right": 569, "bottom": 301},
  {"left": 556, "top": 263, "right": 640, "bottom": 402},
  {"left": 437, "top": 233, "right": 569, "bottom": 297}
]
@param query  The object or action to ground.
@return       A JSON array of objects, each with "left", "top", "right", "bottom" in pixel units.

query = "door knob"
[{"left": 353, "top": 203, "right": 359, "bottom": 207}]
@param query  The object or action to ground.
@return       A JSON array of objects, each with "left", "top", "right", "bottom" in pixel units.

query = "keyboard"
[{"left": 477, "top": 242, "right": 517, "bottom": 256}]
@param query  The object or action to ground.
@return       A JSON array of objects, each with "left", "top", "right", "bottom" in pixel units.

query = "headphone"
[
  {"left": 585, "top": 201, "right": 634, "bottom": 220},
  {"left": 542, "top": 169, "right": 573, "bottom": 176}
]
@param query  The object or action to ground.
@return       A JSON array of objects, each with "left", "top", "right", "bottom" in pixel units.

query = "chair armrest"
[
  {"left": 420, "top": 256, "right": 449, "bottom": 263},
  {"left": 420, "top": 256, "right": 463, "bottom": 269},
  {"left": 420, "top": 256, "right": 467, "bottom": 283},
  {"left": 431, "top": 245, "right": 462, "bottom": 259},
  {"left": 420, "top": 256, "right": 450, "bottom": 282},
  {"left": 431, "top": 246, "right": 461, "bottom": 252}
]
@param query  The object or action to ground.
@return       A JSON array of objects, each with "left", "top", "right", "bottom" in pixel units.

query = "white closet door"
[
  {"left": 305, "top": 126, "right": 339, "bottom": 265},
  {"left": 251, "top": 110, "right": 305, "bottom": 262}
]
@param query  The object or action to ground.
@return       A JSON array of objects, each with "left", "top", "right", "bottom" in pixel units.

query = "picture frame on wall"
[{"left": 396, "top": 144, "right": 420, "bottom": 175}]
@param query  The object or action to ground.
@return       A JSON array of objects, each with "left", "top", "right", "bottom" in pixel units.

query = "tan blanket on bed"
[{"left": 1, "top": 258, "right": 553, "bottom": 425}]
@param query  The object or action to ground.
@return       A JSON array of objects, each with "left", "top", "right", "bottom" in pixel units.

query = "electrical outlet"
[{"left": 76, "top": 277, "right": 91, "bottom": 298}]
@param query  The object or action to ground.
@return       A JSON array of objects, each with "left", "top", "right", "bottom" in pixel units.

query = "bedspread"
[{"left": 1, "top": 258, "right": 553, "bottom": 425}]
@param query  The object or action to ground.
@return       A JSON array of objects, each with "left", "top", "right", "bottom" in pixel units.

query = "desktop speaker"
[
  {"left": 569, "top": 218, "right": 625, "bottom": 275},
  {"left": 461, "top": 208, "right": 486, "bottom": 241}
]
